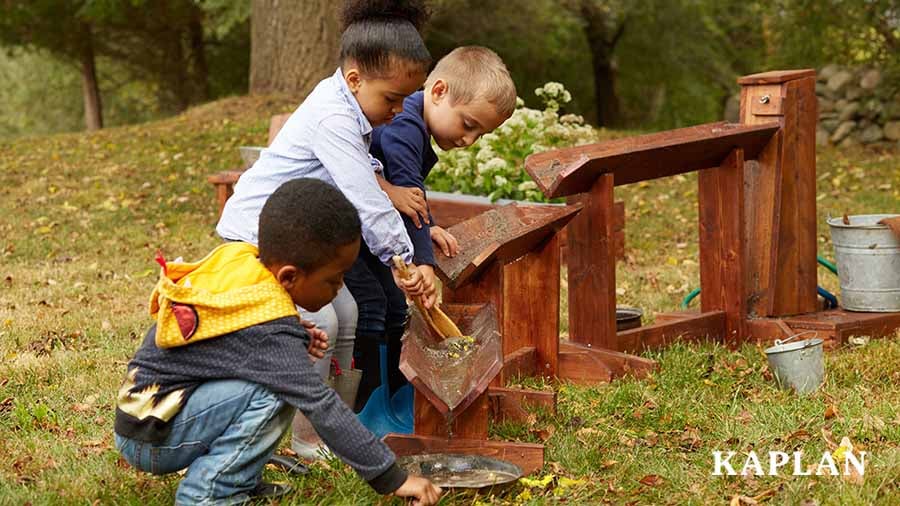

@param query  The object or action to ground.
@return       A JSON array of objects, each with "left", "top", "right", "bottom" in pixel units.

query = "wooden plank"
[
  {"left": 435, "top": 204, "right": 581, "bottom": 289},
  {"left": 524, "top": 122, "right": 779, "bottom": 198},
  {"left": 413, "top": 390, "right": 489, "bottom": 439},
  {"left": 557, "top": 349, "right": 613, "bottom": 384},
  {"left": 383, "top": 434, "right": 545, "bottom": 476},
  {"left": 559, "top": 341, "right": 656, "bottom": 379},
  {"left": 741, "top": 84, "right": 784, "bottom": 317},
  {"left": 488, "top": 386, "right": 556, "bottom": 423},
  {"left": 501, "top": 347, "right": 537, "bottom": 380},
  {"left": 501, "top": 234, "right": 560, "bottom": 382},
  {"left": 566, "top": 174, "right": 617, "bottom": 349},
  {"left": 698, "top": 148, "right": 747, "bottom": 345},
  {"left": 429, "top": 194, "right": 626, "bottom": 262},
  {"left": 771, "top": 76, "right": 818, "bottom": 316},
  {"left": 616, "top": 311, "right": 726, "bottom": 353},
  {"left": 784, "top": 309, "right": 900, "bottom": 348},
  {"left": 737, "top": 69, "right": 816, "bottom": 85},
  {"left": 653, "top": 309, "right": 699, "bottom": 325},
  {"left": 744, "top": 318, "right": 794, "bottom": 345}
]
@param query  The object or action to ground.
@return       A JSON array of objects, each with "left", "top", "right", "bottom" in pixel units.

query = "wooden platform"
[
  {"left": 747, "top": 309, "right": 900, "bottom": 350},
  {"left": 651, "top": 308, "right": 900, "bottom": 351}
]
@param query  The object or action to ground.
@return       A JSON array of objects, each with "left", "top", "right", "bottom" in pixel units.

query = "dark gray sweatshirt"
[{"left": 114, "top": 317, "right": 406, "bottom": 494}]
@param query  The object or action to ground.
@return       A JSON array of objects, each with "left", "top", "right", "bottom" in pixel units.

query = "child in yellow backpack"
[{"left": 115, "top": 178, "right": 441, "bottom": 505}]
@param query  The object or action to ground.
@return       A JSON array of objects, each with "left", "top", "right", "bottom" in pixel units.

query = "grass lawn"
[{"left": 1, "top": 96, "right": 898, "bottom": 505}]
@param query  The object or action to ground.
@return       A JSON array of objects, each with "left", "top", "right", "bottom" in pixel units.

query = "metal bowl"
[
  {"left": 616, "top": 306, "right": 643, "bottom": 331},
  {"left": 238, "top": 146, "right": 263, "bottom": 168},
  {"left": 396, "top": 453, "right": 522, "bottom": 489}
]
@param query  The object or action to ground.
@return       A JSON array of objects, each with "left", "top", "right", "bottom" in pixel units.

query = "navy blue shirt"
[{"left": 371, "top": 91, "right": 439, "bottom": 266}]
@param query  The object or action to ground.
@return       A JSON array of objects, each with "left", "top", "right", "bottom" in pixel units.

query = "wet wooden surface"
[
  {"left": 399, "top": 303, "right": 501, "bottom": 416},
  {"left": 435, "top": 203, "right": 581, "bottom": 289}
]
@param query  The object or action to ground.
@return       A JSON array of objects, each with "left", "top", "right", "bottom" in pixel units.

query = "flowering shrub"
[{"left": 427, "top": 82, "right": 598, "bottom": 202}]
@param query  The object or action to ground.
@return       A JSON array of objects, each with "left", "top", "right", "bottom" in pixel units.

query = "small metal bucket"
[
  {"left": 827, "top": 214, "right": 900, "bottom": 312},
  {"left": 765, "top": 331, "right": 824, "bottom": 395}
]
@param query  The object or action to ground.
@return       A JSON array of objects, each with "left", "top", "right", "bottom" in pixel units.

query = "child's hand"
[
  {"left": 300, "top": 319, "right": 329, "bottom": 360},
  {"left": 392, "top": 475, "right": 442, "bottom": 506},
  {"left": 383, "top": 182, "right": 430, "bottom": 229},
  {"left": 430, "top": 226, "right": 459, "bottom": 258},
  {"left": 417, "top": 264, "right": 438, "bottom": 309},
  {"left": 392, "top": 262, "right": 425, "bottom": 297}
]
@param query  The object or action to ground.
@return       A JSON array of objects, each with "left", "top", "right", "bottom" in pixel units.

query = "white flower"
[
  {"left": 493, "top": 175, "right": 508, "bottom": 186},
  {"left": 475, "top": 146, "right": 495, "bottom": 162},
  {"left": 517, "top": 181, "right": 537, "bottom": 191},
  {"left": 485, "top": 157, "right": 507, "bottom": 172},
  {"left": 481, "top": 132, "right": 499, "bottom": 144},
  {"left": 474, "top": 175, "right": 484, "bottom": 187},
  {"left": 515, "top": 97, "right": 525, "bottom": 108}
]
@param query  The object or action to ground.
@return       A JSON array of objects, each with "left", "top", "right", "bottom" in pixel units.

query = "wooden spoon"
[{"left": 392, "top": 256, "right": 463, "bottom": 340}]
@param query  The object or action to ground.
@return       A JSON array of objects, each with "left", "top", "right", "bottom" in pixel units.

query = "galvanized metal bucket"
[
  {"left": 827, "top": 214, "right": 900, "bottom": 312},
  {"left": 765, "top": 331, "right": 824, "bottom": 395}
]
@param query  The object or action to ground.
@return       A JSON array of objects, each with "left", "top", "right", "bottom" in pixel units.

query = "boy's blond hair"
[{"left": 424, "top": 46, "right": 517, "bottom": 118}]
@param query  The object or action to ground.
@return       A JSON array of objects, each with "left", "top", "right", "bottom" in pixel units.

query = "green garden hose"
[{"left": 680, "top": 255, "right": 839, "bottom": 308}]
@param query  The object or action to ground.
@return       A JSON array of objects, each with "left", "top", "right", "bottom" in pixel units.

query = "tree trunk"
[
  {"left": 250, "top": 0, "right": 341, "bottom": 99},
  {"left": 579, "top": 1, "right": 624, "bottom": 127},
  {"left": 188, "top": 7, "right": 209, "bottom": 104},
  {"left": 79, "top": 24, "right": 103, "bottom": 131}
]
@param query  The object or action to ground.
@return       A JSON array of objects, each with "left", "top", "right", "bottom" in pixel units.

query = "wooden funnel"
[{"left": 399, "top": 303, "right": 502, "bottom": 417}]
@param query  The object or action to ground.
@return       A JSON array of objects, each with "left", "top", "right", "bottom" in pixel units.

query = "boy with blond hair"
[{"left": 347, "top": 46, "right": 516, "bottom": 410}]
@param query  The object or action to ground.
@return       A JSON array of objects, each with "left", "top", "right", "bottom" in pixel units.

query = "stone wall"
[{"left": 816, "top": 65, "right": 900, "bottom": 147}]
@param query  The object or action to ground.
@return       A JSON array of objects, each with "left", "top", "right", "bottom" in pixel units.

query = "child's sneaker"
[
  {"left": 231, "top": 481, "right": 292, "bottom": 504},
  {"left": 291, "top": 436, "right": 334, "bottom": 461}
]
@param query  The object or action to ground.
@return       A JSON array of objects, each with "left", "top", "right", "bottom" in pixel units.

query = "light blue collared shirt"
[{"left": 216, "top": 68, "right": 414, "bottom": 265}]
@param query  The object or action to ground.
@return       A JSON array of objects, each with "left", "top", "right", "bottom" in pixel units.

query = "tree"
[
  {"left": 571, "top": 0, "right": 628, "bottom": 127},
  {"left": 249, "top": 0, "right": 341, "bottom": 99},
  {"left": 0, "top": 2, "right": 104, "bottom": 130}
]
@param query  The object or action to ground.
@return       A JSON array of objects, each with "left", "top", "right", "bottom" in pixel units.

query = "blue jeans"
[{"left": 115, "top": 380, "right": 294, "bottom": 505}]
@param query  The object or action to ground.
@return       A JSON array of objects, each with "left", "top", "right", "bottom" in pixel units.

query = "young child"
[
  {"left": 115, "top": 179, "right": 442, "bottom": 505},
  {"left": 215, "top": 0, "right": 436, "bottom": 455},
  {"left": 348, "top": 46, "right": 517, "bottom": 408}
]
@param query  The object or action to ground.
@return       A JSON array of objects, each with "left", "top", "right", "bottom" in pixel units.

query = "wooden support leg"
[
  {"left": 414, "top": 390, "right": 488, "bottom": 439},
  {"left": 501, "top": 234, "right": 560, "bottom": 382},
  {"left": 699, "top": 149, "right": 747, "bottom": 346},
  {"left": 566, "top": 173, "right": 617, "bottom": 350}
]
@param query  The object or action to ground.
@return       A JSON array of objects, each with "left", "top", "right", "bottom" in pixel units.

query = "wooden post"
[
  {"left": 698, "top": 148, "right": 747, "bottom": 346},
  {"left": 501, "top": 234, "right": 560, "bottom": 381},
  {"left": 414, "top": 390, "right": 489, "bottom": 439},
  {"left": 738, "top": 70, "right": 818, "bottom": 317},
  {"left": 566, "top": 174, "right": 617, "bottom": 350}
]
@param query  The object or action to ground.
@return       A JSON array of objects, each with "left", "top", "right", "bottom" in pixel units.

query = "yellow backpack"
[{"left": 150, "top": 242, "right": 298, "bottom": 348}]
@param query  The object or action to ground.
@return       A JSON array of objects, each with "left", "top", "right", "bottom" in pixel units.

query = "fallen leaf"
[
  {"left": 520, "top": 474, "right": 554, "bottom": 488},
  {"left": 824, "top": 405, "right": 838, "bottom": 420},
  {"left": 557, "top": 476, "right": 586, "bottom": 488},
  {"left": 638, "top": 474, "right": 663, "bottom": 487}
]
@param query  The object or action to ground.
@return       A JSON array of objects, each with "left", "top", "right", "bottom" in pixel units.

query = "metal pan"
[{"left": 397, "top": 453, "right": 523, "bottom": 489}]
